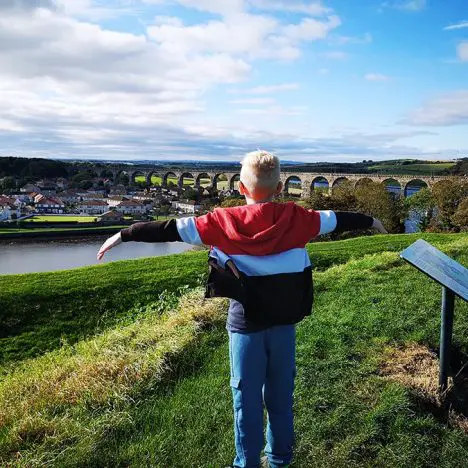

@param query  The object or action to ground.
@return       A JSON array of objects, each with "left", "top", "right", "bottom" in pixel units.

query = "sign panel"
[{"left": 400, "top": 239, "right": 468, "bottom": 302}]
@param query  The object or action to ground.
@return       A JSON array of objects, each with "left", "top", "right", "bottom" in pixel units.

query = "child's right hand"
[
  {"left": 372, "top": 218, "right": 388, "bottom": 234},
  {"left": 97, "top": 232, "right": 122, "bottom": 261}
]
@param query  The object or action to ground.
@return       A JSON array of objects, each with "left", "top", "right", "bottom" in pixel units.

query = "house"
[
  {"left": 97, "top": 210, "right": 124, "bottom": 222},
  {"left": 109, "top": 185, "right": 127, "bottom": 196},
  {"left": 34, "top": 196, "right": 65, "bottom": 214},
  {"left": 107, "top": 196, "right": 129, "bottom": 208},
  {"left": 81, "top": 191, "right": 106, "bottom": 201},
  {"left": 115, "top": 199, "right": 148, "bottom": 215},
  {"left": 78, "top": 200, "right": 109, "bottom": 215},
  {"left": 55, "top": 178, "right": 69, "bottom": 190},
  {"left": 58, "top": 189, "right": 82, "bottom": 205},
  {"left": 37, "top": 180, "right": 58, "bottom": 196},
  {"left": 20, "top": 183, "right": 41, "bottom": 194},
  {"left": 172, "top": 199, "right": 201, "bottom": 214},
  {"left": 0, "top": 196, "right": 20, "bottom": 221}
]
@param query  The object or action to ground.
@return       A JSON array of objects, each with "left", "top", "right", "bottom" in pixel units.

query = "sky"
[{"left": 0, "top": 0, "right": 467, "bottom": 163}]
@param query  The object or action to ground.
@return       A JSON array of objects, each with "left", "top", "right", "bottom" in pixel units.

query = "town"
[{"left": 0, "top": 174, "right": 238, "bottom": 224}]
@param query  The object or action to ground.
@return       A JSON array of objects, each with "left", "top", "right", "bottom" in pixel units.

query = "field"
[
  {"left": 24, "top": 215, "right": 98, "bottom": 222},
  {"left": 368, "top": 162, "right": 455, "bottom": 175},
  {"left": 1, "top": 233, "right": 468, "bottom": 467},
  {"left": 0, "top": 225, "right": 127, "bottom": 236},
  {"left": 135, "top": 175, "right": 229, "bottom": 189}
]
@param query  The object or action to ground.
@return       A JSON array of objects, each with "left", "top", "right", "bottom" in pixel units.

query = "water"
[{"left": 0, "top": 239, "right": 193, "bottom": 275}]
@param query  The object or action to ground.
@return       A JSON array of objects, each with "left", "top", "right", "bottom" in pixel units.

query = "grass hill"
[{"left": 1, "top": 233, "right": 467, "bottom": 467}]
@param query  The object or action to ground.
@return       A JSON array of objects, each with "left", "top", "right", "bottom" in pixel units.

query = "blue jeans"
[{"left": 228, "top": 325, "right": 296, "bottom": 468}]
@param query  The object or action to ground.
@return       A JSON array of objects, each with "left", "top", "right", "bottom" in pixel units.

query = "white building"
[
  {"left": 172, "top": 200, "right": 201, "bottom": 214},
  {"left": 78, "top": 200, "right": 109, "bottom": 215},
  {"left": 34, "top": 196, "right": 65, "bottom": 214},
  {"left": 0, "top": 196, "right": 20, "bottom": 221},
  {"left": 115, "top": 199, "right": 148, "bottom": 215}
]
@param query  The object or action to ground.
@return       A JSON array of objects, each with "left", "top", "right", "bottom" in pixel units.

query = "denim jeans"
[{"left": 228, "top": 325, "right": 296, "bottom": 468}]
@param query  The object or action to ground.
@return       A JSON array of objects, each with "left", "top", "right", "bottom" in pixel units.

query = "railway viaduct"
[{"left": 82, "top": 165, "right": 460, "bottom": 198}]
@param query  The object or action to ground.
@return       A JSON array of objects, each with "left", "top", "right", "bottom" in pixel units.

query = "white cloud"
[
  {"left": 365, "top": 73, "right": 391, "bottom": 82},
  {"left": 457, "top": 42, "right": 468, "bottom": 62},
  {"left": 230, "top": 83, "right": 300, "bottom": 94},
  {"left": 444, "top": 20, "right": 468, "bottom": 31},
  {"left": 237, "top": 106, "right": 306, "bottom": 116},
  {"left": 148, "top": 12, "right": 340, "bottom": 61},
  {"left": 153, "top": 15, "right": 184, "bottom": 26},
  {"left": 229, "top": 98, "right": 276, "bottom": 104},
  {"left": 248, "top": 0, "right": 331, "bottom": 15},
  {"left": 148, "top": 13, "right": 278, "bottom": 56},
  {"left": 143, "top": 0, "right": 245, "bottom": 16},
  {"left": 282, "top": 15, "right": 341, "bottom": 41},
  {"left": 405, "top": 90, "right": 468, "bottom": 126},
  {"left": 381, "top": 0, "right": 426, "bottom": 12}
]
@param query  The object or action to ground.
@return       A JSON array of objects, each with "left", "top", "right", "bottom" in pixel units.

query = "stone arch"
[
  {"left": 354, "top": 177, "right": 373, "bottom": 189},
  {"left": 115, "top": 170, "right": 130, "bottom": 185},
  {"left": 163, "top": 171, "right": 178, "bottom": 187},
  {"left": 311, "top": 176, "right": 330, "bottom": 192},
  {"left": 179, "top": 172, "right": 195, "bottom": 188},
  {"left": 146, "top": 171, "right": 161, "bottom": 186},
  {"left": 214, "top": 173, "right": 229, "bottom": 191},
  {"left": 284, "top": 175, "right": 303, "bottom": 197},
  {"left": 100, "top": 169, "right": 114, "bottom": 179},
  {"left": 331, "top": 177, "right": 349, "bottom": 189},
  {"left": 196, "top": 173, "right": 213, "bottom": 188},
  {"left": 404, "top": 179, "right": 429, "bottom": 197},
  {"left": 230, "top": 174, "right": 241, "bottom": 191},
  {"left": 131, "top": 170, "right": 146, "bottom": 186},
  {"left": 382, "top": 178, "right": 402, "bottom": 196}
]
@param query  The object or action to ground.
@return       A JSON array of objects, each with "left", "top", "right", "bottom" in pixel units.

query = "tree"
[
  {"left": 0, "top": 176, "right": 16, "bottom": 192},
  {"left": 355, "top": 181, "right": 406, "bottom": 233},
  {"left": 183, "top": 188, "right": 200, "bottom": 201},
  {"left": 405, "top": 188, "right": 436, "bottom": 231},
  {"left": 452, "top": 198, "right": 468, "bottom": 231},
  {"left": 329, "top": 181, "right": 357, "bottom": 211},
  {"left": 431, "top": 178, "right": 468, "bottom": 230},
  {"left": 221, "top": 197, "right": 246, "bottom": 208}
]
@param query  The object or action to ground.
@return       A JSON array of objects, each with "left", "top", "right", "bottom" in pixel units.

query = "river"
[{"left": 0, "top": 239, "right": 193, "bottom": 275}]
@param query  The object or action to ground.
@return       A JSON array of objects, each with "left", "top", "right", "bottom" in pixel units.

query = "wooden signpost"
[{"left": 400, "top": 239, "right": 468, "bottom": 392}]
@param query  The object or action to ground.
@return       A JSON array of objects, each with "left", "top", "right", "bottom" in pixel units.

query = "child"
[{"left": 97, "top": 151, "right": 387, "bottom": 468}]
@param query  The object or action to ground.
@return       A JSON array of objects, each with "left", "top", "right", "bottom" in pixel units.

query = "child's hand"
[
  {"left": 97, "top": 232, "right": 122, "bottom": 261},
  {"left": 372, "top": 218, "right": 388, "bottom": 234}
]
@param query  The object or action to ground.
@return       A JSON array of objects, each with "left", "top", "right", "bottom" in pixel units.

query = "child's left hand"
[{"left": 97, "top": 232, "right": 122, "bottom": 261}]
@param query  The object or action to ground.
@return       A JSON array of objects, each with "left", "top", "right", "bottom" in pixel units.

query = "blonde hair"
[{"left": 240, "top": 150, "right": 281, "bottom": 193}]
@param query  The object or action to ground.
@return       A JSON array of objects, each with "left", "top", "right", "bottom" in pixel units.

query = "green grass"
[
  {"left": 0, "top": 225, "right": 128, "bottom": 235},
  {"left": 1, "top": 233, "right": 468, "bottom": 466},
  {"left": 368, "top": 162, "right": 455, "bottom": 175},
  {"left": 24, "top": 216, "right": 98, "bottom": 223}
]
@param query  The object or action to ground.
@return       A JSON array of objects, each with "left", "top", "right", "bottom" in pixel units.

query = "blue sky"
[{"left": 0, "top": 0, "right": 467, "bottom": 162}]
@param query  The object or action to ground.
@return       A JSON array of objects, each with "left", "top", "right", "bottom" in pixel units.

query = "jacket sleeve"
[
  {"left": 120, "top": 218, "right": 204, "bottom": 245},
  {"left": 316, "top": 210, "right": 374, "bottom": 235}
]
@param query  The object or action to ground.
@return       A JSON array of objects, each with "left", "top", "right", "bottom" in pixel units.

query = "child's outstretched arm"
[
  {"left": 97, "top": 218, "right": 203, "bottom": 260},
  {"left": 316, "top": 210, "right": 388, "bottom": 236}
]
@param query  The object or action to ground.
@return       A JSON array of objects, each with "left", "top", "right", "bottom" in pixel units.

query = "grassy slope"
[
  {"left": 1, "top": 234, "right": 467, "bottom": 466},
  {"left": 1, "top": 233, "right": 464, "bottom": 369},
  {"left": 367, "top": 162, "right": 455, "bottom": 175}
]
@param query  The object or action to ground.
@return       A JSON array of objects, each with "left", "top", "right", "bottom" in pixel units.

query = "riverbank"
[
  {"left": 0, "top": 225, "right": 125, "bottom": 242},
  {"left": 1, "top": 232, "right": 467, "bottom": 466}
]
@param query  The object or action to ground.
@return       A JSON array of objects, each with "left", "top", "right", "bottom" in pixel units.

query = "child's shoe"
[{"left": 260, "top": 456, "right": 290, "bottom": 468}]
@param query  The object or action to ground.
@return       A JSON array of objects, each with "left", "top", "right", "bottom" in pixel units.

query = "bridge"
[{"left": 84, "top": 165, "right": 460, "bottom": 198}]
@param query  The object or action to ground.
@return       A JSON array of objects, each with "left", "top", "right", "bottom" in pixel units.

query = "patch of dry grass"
[
  {"left": 0, "top": 289, "right": 227, "bottom": 462},
  {"left": 379, "top": 343, "right": 468, "bottom": 432}
]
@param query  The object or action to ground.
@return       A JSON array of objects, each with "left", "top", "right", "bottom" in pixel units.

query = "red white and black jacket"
[{"left": 121, "top": 202, "right": 373, "bottom": 330}]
